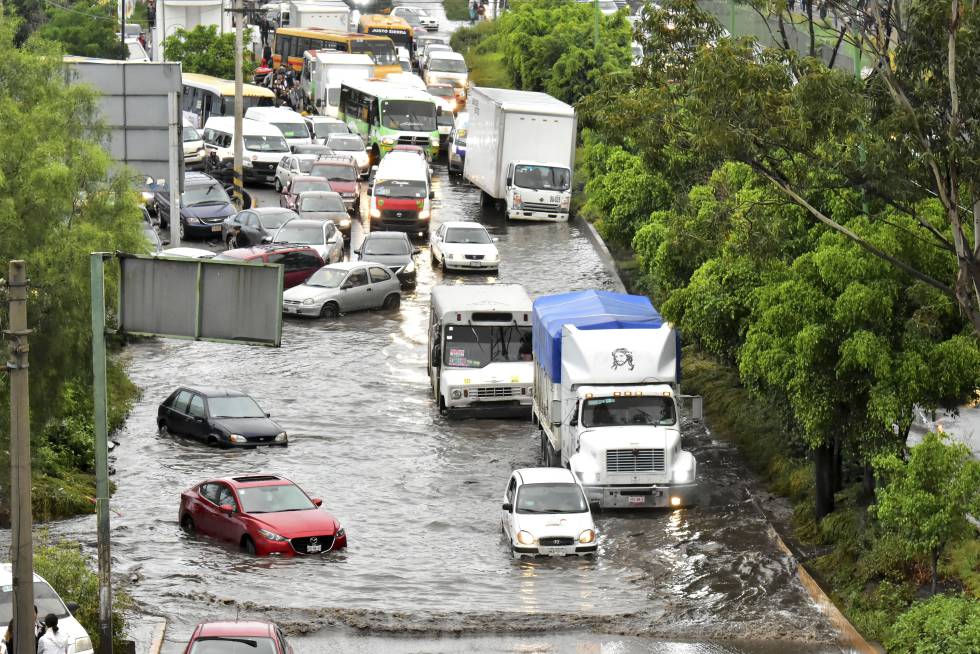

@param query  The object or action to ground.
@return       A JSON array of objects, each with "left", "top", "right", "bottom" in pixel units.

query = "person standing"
[
  {"left": 36, "top": 614, "right": 70, "bottom": 654},
  {"left": 2, "top": 620, "right": 13, "bottom": 654},
  {"left": 469, "top": 0, "right": 477, "bottom": 24}
]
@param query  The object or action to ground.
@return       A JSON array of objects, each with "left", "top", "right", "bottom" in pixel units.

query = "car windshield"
[
  {"left": 443, "top": 324, "right": 531, "bottom": 368},
  {"left": 427, "top": 86, "right": 453, "bottom": 97},
  {"left": 305, "top": 267, "right": 347, "bottom": 288},
  {"left": 513, "top": 164, "right": 571, "bottom": 191},
  {"left": 363, "top": 238, "right": 410, "bottom": 255},
  {"left": 516, "top": 483, "right": 588, "bottom": 514},
  {"left": 313, "top": 122, "right": 346, "bottom": 137},
  {"left": 208, "top": 396, "right": 266, "bottom": 419},
  {"left": 237, "top": 483, "right": 314, "bottom": 513},
  {"left": 293, "top": 144, "right": 333, "bottom": 156},
  {"left": 189, "top": 637, "right": 278, "bottom": 654},
  {"left": 444, "top": 227, "right": 491, "bottom": 244},
  {"left": 381, "top": 100, "right": 437, "bottom": 132},
  {"left": 374, "top": 179, "right": 426, "bottom": 198},
  {"left": 295, "top": 159, "right": 316, "bottom": 173},
  {"left": 183, "top": 126, "right": 201, "bottom": 142},
  {"left": 293, "top": 180, "right": 331, "bottom": 194},
  {"left": 183, "top": 183, "right": 230, "bottom": 206},
  {"left": 273, "top": 122, "right": 309, "bottom": 139},
  {"left": 327, "top": 136, "right": 364, "bottom": 152},
  {"left": 258, "top": 211, "right": 293, "bottom": 229},
  {"left": 300, "top": 195, "right": 345, "bottom": 212},
  {"left": 0, "top": 581, "right": 69, "bottom": 624},
  {"left": 311, "top": 163, "right": 356, "bottom": 181},
  {"left": 428, "top": 58, "right": 467, "bottom": 73},
  {"left": 437, "top": 113, "right": 454, "bottom": 127},
  {"left": 581, "top": 396, "right": 676, "bottom": 427},
  {"left": 275, "top": 224, "right": 324, "bottom": 244},
  {"left": 243, "top": 135, "right": 289, "bottom": 152},
  {"left": 351, "top": 39, "right": 397, "bottom": 65}
]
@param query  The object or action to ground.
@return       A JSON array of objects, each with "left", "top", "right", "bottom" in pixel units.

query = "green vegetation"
[
  {"left": 444, "top": 0, "right": 473, "bottom": 22},
  {"left": 34, "top": 535, "right": 132, "bottom": 652},
  {"left": 164, "top": 24, "right": 255, "bottom": 79},
  {"left": 0, "top": 17, "right": 147, "bottom": 524},
  {"left": 37, "top": 1, "right": 128, "bottom": 59},
  {"left": 886, "top": 595, "right": 980, "bottom": 654}
]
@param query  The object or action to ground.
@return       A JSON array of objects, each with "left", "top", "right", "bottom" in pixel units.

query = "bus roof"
[
  {"left": 182, "top": 73, "right": 275, "bottom": 98},
  {"left": 431, "top": 284, "right": 532, "bottom": 318},
  {"left": 203, "top": 117, "right": 286, "bottom": 137},
  {"left": 275, "top": 27, "right": 392, "bottom": 42},
  {"left": 359, "top": 14, "right": 411, "bottom": 29},
  {"left": 342, "top": 78, "right": 435, "bottom": 103}
]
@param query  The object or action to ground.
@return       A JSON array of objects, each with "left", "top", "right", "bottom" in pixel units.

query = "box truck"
[
  {"left": 301, "top": 51, "right": 375, "bottom": 116},
  {"left": 288, "top": 1, "right": 349, "bottom": 30},
  {"left": 464, "top": 87, "right": 576, "bottom": 222},
  {"left": 532, "top": 290, "right": 700, "bottom": 509}
]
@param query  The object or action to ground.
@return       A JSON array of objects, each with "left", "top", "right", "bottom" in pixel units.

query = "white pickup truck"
[{"left": 532, "top": 290, "right": 699, "bottom": 509}]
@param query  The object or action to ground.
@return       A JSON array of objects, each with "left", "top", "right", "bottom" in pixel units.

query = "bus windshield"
[
  {"left": 381, "top": 100, "right": 436, "bottom": 132},
  {"left": 352, "top": 39, "right": 397, "bottom": 66},
  {"left": 443, "top": 324, "right": 532, "bottom": 368}
]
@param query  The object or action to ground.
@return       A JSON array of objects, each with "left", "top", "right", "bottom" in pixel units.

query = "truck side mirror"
[
  {"left": 501, "top": 502, "right": 513, "bottom": 512},
  {"left": 431, "top": 344, "right": 441, "bottom": 368},
  {"left": 569, "top": 399, "right": 579, "bottom": 426},
  {"left": 506, "top": 177, "right": 512, "bottom": 186},
  {"left": 316, "top": 98, "right": 323, "bottom": 108},
  {"left": 429, "top": 190, "right": 435, "bottom": 199}
]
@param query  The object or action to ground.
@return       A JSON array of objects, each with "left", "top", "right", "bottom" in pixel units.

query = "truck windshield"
[
  {"left": 516, "top": 483, "right": 588, "bottom": 514},
  {"left": 382, "top": 100, "right": 437, "bottom": 132},
  {"left": 443, "top": 324, "right": 532, "bottom": 368},
  {"left": 581, "top": 396, "right": 676, "bottom": 427},
  {"left": 513, "top": 165, "right": 570, "bottom": 191}
]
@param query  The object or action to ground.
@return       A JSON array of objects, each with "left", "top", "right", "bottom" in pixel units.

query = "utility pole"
[
  {"left": 233, "top": 0, "right": 245, "bottom": 210},
  {"left": 6, "top": 261, "right": 34, "bottom": 654},
  {"left": 120, "top": 0, "right": 126, "bottom": 54},
  {"left": 90, "top": 253, "right": 113, "bottom": 654}
]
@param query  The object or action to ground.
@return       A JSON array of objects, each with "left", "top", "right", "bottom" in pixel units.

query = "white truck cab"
[
  {"left": 428, "top": 284, "right": 533, "bottom": 418},
  {"left": 504, "top": 160, "right": 572, "bottom": 221}
]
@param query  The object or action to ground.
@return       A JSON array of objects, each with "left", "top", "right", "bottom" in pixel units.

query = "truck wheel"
[
  {"left": 480, "top": 190, "right": 493, "bottom": 207},
  {"left": 539, "top": 432, "right": 549, "bottom": 465}
]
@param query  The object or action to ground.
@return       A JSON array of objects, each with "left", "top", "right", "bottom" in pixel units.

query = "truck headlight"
[
  {"left": 74, "top": 636, "right": 93, "bottom": 652},
  {"left": 516, "top": 530, "right": 535, "bottom": 545},
  {"left": 451, "top": 389, "right": 462, "bottom": 400},
  {"left": 419, "top": 208, "right": 430, "bottom": 219},
  {"left": 578, "top": 529, "right": 596, "bottom": 544},
  {"left": 381, "top": 136, "right": 395, "bottom": 145},
  {"left": 512, "top": 193, "right": 522, "bottom": 208},
  {"left": 242, "top": 159, "right": 252, "bottom": 167},
  {"left": 560, "top": 195, "right": 570, "bottom": 210},
  {"left": 673, "top": 468, "right": 693, "bottom": 483},
  {"left": 370, "top": 206, "right": 381, "bottom": 218}
]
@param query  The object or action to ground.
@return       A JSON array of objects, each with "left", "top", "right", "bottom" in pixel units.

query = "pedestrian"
[
  {"left": 138, "top": 32, "right": 147, "bottom": 51},
  {"left": 477, "top": 1, "right": 486, "bottom": 21},
  {"left": 36, "top": 614, "right": 69, "bottom": 654},
  {"left": 2, "top": 620, "right": 12, "bottom": 654},
  {"left": 259, "top": 16, "right": 269, "bottom": 46},
  {"left": 469, "top": 0, "right": 477, "bottom": 24},
  {"left": 262, "top": 44, "right": 273, "bottom": 68}
]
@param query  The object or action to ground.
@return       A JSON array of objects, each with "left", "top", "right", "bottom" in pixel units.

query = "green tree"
[
  {"left": 38, "top": 0, "right": 128, "bottom": 59},
  {"left": 873, "top": 433, "right": 980, "bottom": 593},
  {"left": 164, "top": 24, "right": 253, "bottom": 79}
]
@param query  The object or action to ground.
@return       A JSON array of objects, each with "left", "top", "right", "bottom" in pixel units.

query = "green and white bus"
[{"left": 338, "top": 79, "right": 439, "bottom": 162}]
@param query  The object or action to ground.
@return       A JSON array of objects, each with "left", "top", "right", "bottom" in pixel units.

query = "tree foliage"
[
  {"left": 886, "top": 594, "right": 980, "bottom": 654},
  {"left": 164, "top": 24, "right": 253, "bottom": 79},
  {"left": 37, "top": 0, "right": 128, "bottom": 59}
]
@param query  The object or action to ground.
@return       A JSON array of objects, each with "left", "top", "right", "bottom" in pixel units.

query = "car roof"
[
  {"left": 292, "top": 176, "right": 329, "bottom": 184},
  {"left": 184, "top": 171, "right": 218, "bottom": 184},
  {"left": 174, "top": 386, "right": 250, "bottom": 398},
  {"left": 363, "top": 231, "right": 410, "bottom": 241},
  {"left": 219, "top": 244, "right": 318, "bottom": 258},
  {"left": 313, "top": 156, "right": 356, "bottom": 165},
  {"left": 245, "top": 106, "right": 306, "bottom": 120},
  {"left": 195, "top": 621, "right": 276, "bottom": 638},
  {"left": 204, "top": 116, "right": 285, "bottom": 137},
  {"left": 307, "top": 115, "right": 344, "bottom": 123},
  {"left": 514, "top": 467, "right": 577, "bottom": 485},
  {"left": 441, "top": 221, "right": 486, "bottom": 230},
  {"left": 297, "top": 190, "right": 343, "bottom": 199},
  {"left": 323, "top": 261, "right": 374, "bottom": 271},
  {"left": 251, "top": 206, "right": 295, "bottom": 215},
  {"left": 280, "top": 218, "right": 332, "bottom": 228},
  {"left": 155, "top": 248, "right": 216, "bottom": 259}
]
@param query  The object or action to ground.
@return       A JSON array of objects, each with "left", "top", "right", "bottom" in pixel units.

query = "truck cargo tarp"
[{"left": 532, "top": 290, "right": 664, "bottom": 383}]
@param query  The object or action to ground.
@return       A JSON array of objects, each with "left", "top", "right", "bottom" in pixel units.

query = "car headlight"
[
  {"left": 141, "top": 191, "right": 154, "bottom": 203},
  {"left": 336, "top": 526, "right": 345, "bottom": 539},
  {"left": 184, "top": 214, "right": 201, "bottom": 224},
  {"left": 381, "top": 136, "right": 396, "bottom": 145},
  {"left": 302, "top": 298, "right": 315, "bottom": 305},
  {"left": 258, "top": 528, "right": 288, "bottom": 542},
  {"left": 451, "top": 388, "right": 462, "bottom": 400},
  {"left": 516, "top": 530, "right": 535, "bottom": 545},
  {"left": 228, "top": 434, "right": 246, "bottom": 444},
  {"left": 242, "top": 159, "right": 252, "bottom": 167},
  {"left": 578, "top": 529, "right": 596, "bottom": 544},
  {"left": 446, "top": 253, "right": 456, "bottom": 260},
  {"left": 74, "top": 636, "right": 93, "bottom": 652},
  {"left": 274, "top": 431, "right": 287, "bottom": 442},
  {"left": 403, "top": 259, "right": 415, "bottom": 273}
]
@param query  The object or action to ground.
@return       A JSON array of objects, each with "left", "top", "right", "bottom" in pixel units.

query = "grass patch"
[
  {"left": 466, "top": 51, "right": 511, "bottom": 87},
  {"left": 444, "top": 0, "right": 473, "bottom": 22}
]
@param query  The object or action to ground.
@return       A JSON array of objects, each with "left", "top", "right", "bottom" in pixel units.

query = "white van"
[
  {"left": 201, "top": 117, "right": 291, "bottom": 185},
  {"left": 0, "top": 564, "right": 94, "bottom": 654},
  {"left": 244, "top": 106, "right": 312, "bottom": 149},
  {"left": 423, "top": 51, "right": 468, "bottom": 101},
  {"left": 369, "top": 151, "right": 433, "bottom": 236}
]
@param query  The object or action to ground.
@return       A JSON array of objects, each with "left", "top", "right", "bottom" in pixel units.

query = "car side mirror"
[
  {"left": 261, "top": 236, "right": 271, "bottom": 243},
  {"left": 265, "top": 412, "right": 271, "bottom": 417},
  {"left": 413, "top": 247, "right": 421, "bottom": 255},
  {"left": 341, "top": 282, "right": 352, "bottom": 290},
  {"left": 219, "top": 504, "right": 235, "bottom": 515},
  {"left": 429, "top": 190, "right": 435, "bottom": 199},
  {"left": 501, "top": 502, "right": 512, "bottom": 512},
  {"left": 353, "top": 247, "right": 360, "bottom": 254},
  {"left": 431, "top": 344, "right": 441, "bottom": 368},
  {"left": 311, "top": 497, "right": 323, "bottom": 507},
  {"left": 161, "top": 238, "right": 171, "bottom": 246},
  {"left": 66, "top": 602, "right": 80, "bottom": 613}
]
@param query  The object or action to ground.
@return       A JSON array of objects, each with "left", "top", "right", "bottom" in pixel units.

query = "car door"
[
  {"left": 166, "top": 389, "right": 194, "bottom": 434},
  {"left": 430, "top": 224, "right": 446, "bottom": 262},
  {"left": 276, "top": 156, "right": 290, "bottom": 188},
  {"left": 193, "top": 483, "right": 223, "bottom": 536},
  {"left": 277, "top": 251, "right": 311, "bottom": 288},
  {"left": 503, "top": 475, "right": 518, "bottom": 540},
  {"left": 281, "top": 181, "right": 294, "bottom": 208},
  {"left": 240, "top": 212, "right": 264, "bottom": 246},
  {"left": 323, "top": 222, "right": 342, "bottom": 262},
  {"left": 186, "top": 393, "right": 210, "bottom": 442},
  {"left": 340, "top": 268, "right": 370, "bottom": 311},
  {"left": 368, "top": 266, "right": 394, "bottom": 308},
  {"left": 210, "top": 483, "right": 242, "bottom": 544}
]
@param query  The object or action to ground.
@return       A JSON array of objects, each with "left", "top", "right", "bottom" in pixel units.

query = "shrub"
[{"left": 886, "top": 595, "right": 980, "bottom": 654}]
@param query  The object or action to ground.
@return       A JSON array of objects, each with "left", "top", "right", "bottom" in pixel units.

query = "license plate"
[
  {"left": 211, "top": 225, "right": 221, "bottom": 232},
  {"left": 539, "top": 546, "right": 568, "bottom": 556},
  {"left": 628, "top": 495, "right": 646, "bottom": 505},
  {"left": 266, "top": 176, "right": 274, "bottom": 182},
  {"left": 306, "top": 544, "right": 322, "bottom": 553},
  {"left": 283, "top": 306, "right": 295, "bottom": 313}
]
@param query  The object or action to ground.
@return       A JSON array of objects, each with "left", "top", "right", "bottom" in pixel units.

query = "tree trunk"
[
  {"left": 861, "top": 461, "right": 876, "bottom": 502},
  {"left": 832, "top": 437, "right": 843, "bottom": 492},
  {"left": 814, "top": 444, "right": 835, "bottom": 520},
  {"left": 931, "top": 548, "right": 939, "bottom": 595}
]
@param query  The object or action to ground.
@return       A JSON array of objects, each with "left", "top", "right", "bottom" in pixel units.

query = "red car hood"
[
  {"left": 328, "top": 181, "right": 357, "bottom": 194},
  {"left": 250, "top": 509, "right": 339, "bottom": 537}
]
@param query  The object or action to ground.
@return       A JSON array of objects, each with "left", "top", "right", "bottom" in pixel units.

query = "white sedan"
[
  {"left": 501, "top": 468, "right": 598, "bottom": 558},
  {"left": 392, "top": 6, "right": 438, "bottom": 30},
  {"left": 429, "top": 221, "right": 499, "bottom": 272},
  {"left": 274, "top": 154, "right": 319, "bottom": 192}
]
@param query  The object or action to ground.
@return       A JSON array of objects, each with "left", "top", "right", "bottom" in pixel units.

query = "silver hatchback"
[{"left": 281, "top": 262, "right": 402, "bottom": 318}]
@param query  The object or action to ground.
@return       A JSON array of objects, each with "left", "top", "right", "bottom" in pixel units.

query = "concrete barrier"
[{"left": 571, "top": 213, "right": 627, "bottom": 293}]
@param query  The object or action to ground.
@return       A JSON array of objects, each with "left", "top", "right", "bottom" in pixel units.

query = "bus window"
[
  {"left": 297, "top": 37, "right": 312, "bottom": 54},
  {"left": 367, "top": 100, "right": 378, "bottom": 126},
  {"left": 279, "top": 35, "right": 293, "bottom": 58}
]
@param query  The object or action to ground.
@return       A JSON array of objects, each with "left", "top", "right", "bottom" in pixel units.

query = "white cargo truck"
[
  {"left": 464, "top": 87, "right": 576, "bottom": 222},
  {"left": 428, "top": 284, "right": 534, "bottom": 418},
  {"left": 288, "top": 1, "right": 349, "bottom": 30},
  {"left": 532, "top": 290, "right": 699, "bottom": 509},
  {"left": 301, "top": 51, "right": 375, "bottom": 116}
]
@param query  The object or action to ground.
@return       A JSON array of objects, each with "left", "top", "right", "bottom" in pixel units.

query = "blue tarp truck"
[{"left": 531, "top": 290, "right": 699, "bottom": 508}]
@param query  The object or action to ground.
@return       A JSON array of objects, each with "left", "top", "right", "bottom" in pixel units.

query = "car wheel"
[
  {"left": 226, "top": 234, "right": 239, "bottom": 250},
  {"left": 157, "top": 419, "right": 166, "bottom": 433},
  {"left": 178, "top": 221, "right": 185, "bottom": 241},
  {"left": 441, "top": 259, "right": 448, "bottom": 273},
  {"left": 382, "top": 293, "right": 400, "bottom": 310},
  {"left": 274, "top": 177, "right": 282, "bottom": 193},
  {"left": 242, "top": 536, "right": 257, "bottom": 555},
  {"left": 430, "top": 249, "right": 438, "bottom": 265},
  {"left": 180, "top": 514, "right": 195, "bottom": 534},
  {"left": 320, "top": 302, "right": 339, "bottom": 318}
]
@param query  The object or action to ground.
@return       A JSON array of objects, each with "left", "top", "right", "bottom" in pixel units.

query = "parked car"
[
  {"left": 274, "top": 154, "right": 320, "bottom": 192},
  {"left": 501, "top": 468, "right": 598, "bottom": 558},
  {"left": 154, "top": 247, "right": 216, "bottom": 259},
  {"left": 0, "top": 564, "right": 94, "bottom": 654},
  {"left": 280, "top": 175, "right": 331, "bottom": 211},
  {"left": 272, "top": 217, "right": 344, "bottom": 264},
  {"left": 155, "top": 171, "right": 237, "bottom": 240},
  {"left": 183, "top": 621, "right": 294, "bottom": 654},
  {"left": 222, "top": 206, "right": 297, "bottom": 249},
  {"left": 157, "top": 387, "right": 287, "bottom": 447},
  {"left": 295, "top": 191, "right": 352, "bottom": 236},
  {"left": 309, "top": 156, "right": 361, "bottom": 218},
  {"left": 282, "top": 262, "right": 401, "bottom": 318},
  {"left": 325, "top": 134, "right": 369, "bottom": 176},
  {"left": 304, "top": 115, "right": 349, "bottom": 145},
  {"left": 178, "top": 474, "right": 347, "bottom": 555},
  {"left": 292, "top": 144, "right": 334, "bottom": 157},
  {"left": 183, "top": 123, "right": 207, "bottom": 170},
  {"left": 354, "top": 231, "right": 419, "bottom": 288},
  {"left": 214, "top": 244, "right": 324, "bottom": 289},
  {"left": 429, "top": 221, "right": 500, "bottom": 272}
]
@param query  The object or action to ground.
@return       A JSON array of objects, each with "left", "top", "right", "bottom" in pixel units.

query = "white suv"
[{"left": 0, "top": 564, "right": 94, "bottom": 653}]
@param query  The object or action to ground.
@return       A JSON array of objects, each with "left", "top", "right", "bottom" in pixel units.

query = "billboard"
[{"left": 118, "top": 255, "right": 283, "bottom": 347}]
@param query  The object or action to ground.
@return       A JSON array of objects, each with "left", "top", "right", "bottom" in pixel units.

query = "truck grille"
[
  {"left": 381, "top": 209, "right": 418, "bottom": 221},
  {"left": 290, "top": 534, "right": 335, "bottom": 554},
  {"left": 606, "top": 449, "right": 665, "bottom": 473},
  {"left": 252, "top": 161, "right": 276, "bottom": 174},
  {"left": 539, "top": 536, "right": 574, "bottom": 547},
  {"left": 472, "top": 385, "right": 521, "bottom": 398},
  {"left": 397, "top": 135, "right": 430, "bottom": 147},
  {"left": 520, "top": 201, "right": 561, "bottom": 213}
]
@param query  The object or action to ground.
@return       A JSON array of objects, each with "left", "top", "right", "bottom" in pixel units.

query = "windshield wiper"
[{"left": 197, "top": 637, "right": 259, "bottom": 647}]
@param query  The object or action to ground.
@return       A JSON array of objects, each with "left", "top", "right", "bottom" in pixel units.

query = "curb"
[
  {"left": 571, "top": 213, "right": 627, "bottom": 293},
  {"left": 149, "top": 617, "right": 167, "bottom": 654}
]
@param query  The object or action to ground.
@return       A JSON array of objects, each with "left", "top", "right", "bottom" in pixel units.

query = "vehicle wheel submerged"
[
  {"left": 382, "top": 293, "right": 400, "bottom": 310},
  {"left": 320, "top": 302, "right": 340, "bottom": 318},
  {"left": 242, "top": 536, "right": 257, "bottom": 555},
  {"left": 180, "top": 514, "right": 195, "bottom": 533}
]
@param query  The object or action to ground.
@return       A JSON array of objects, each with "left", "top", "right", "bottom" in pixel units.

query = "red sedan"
[
  {"left": 183, "top": 620, "right": 293, "bottom": 653},
  {"left": 178, "top": 474, "right": 347, "bottom": 556}
]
